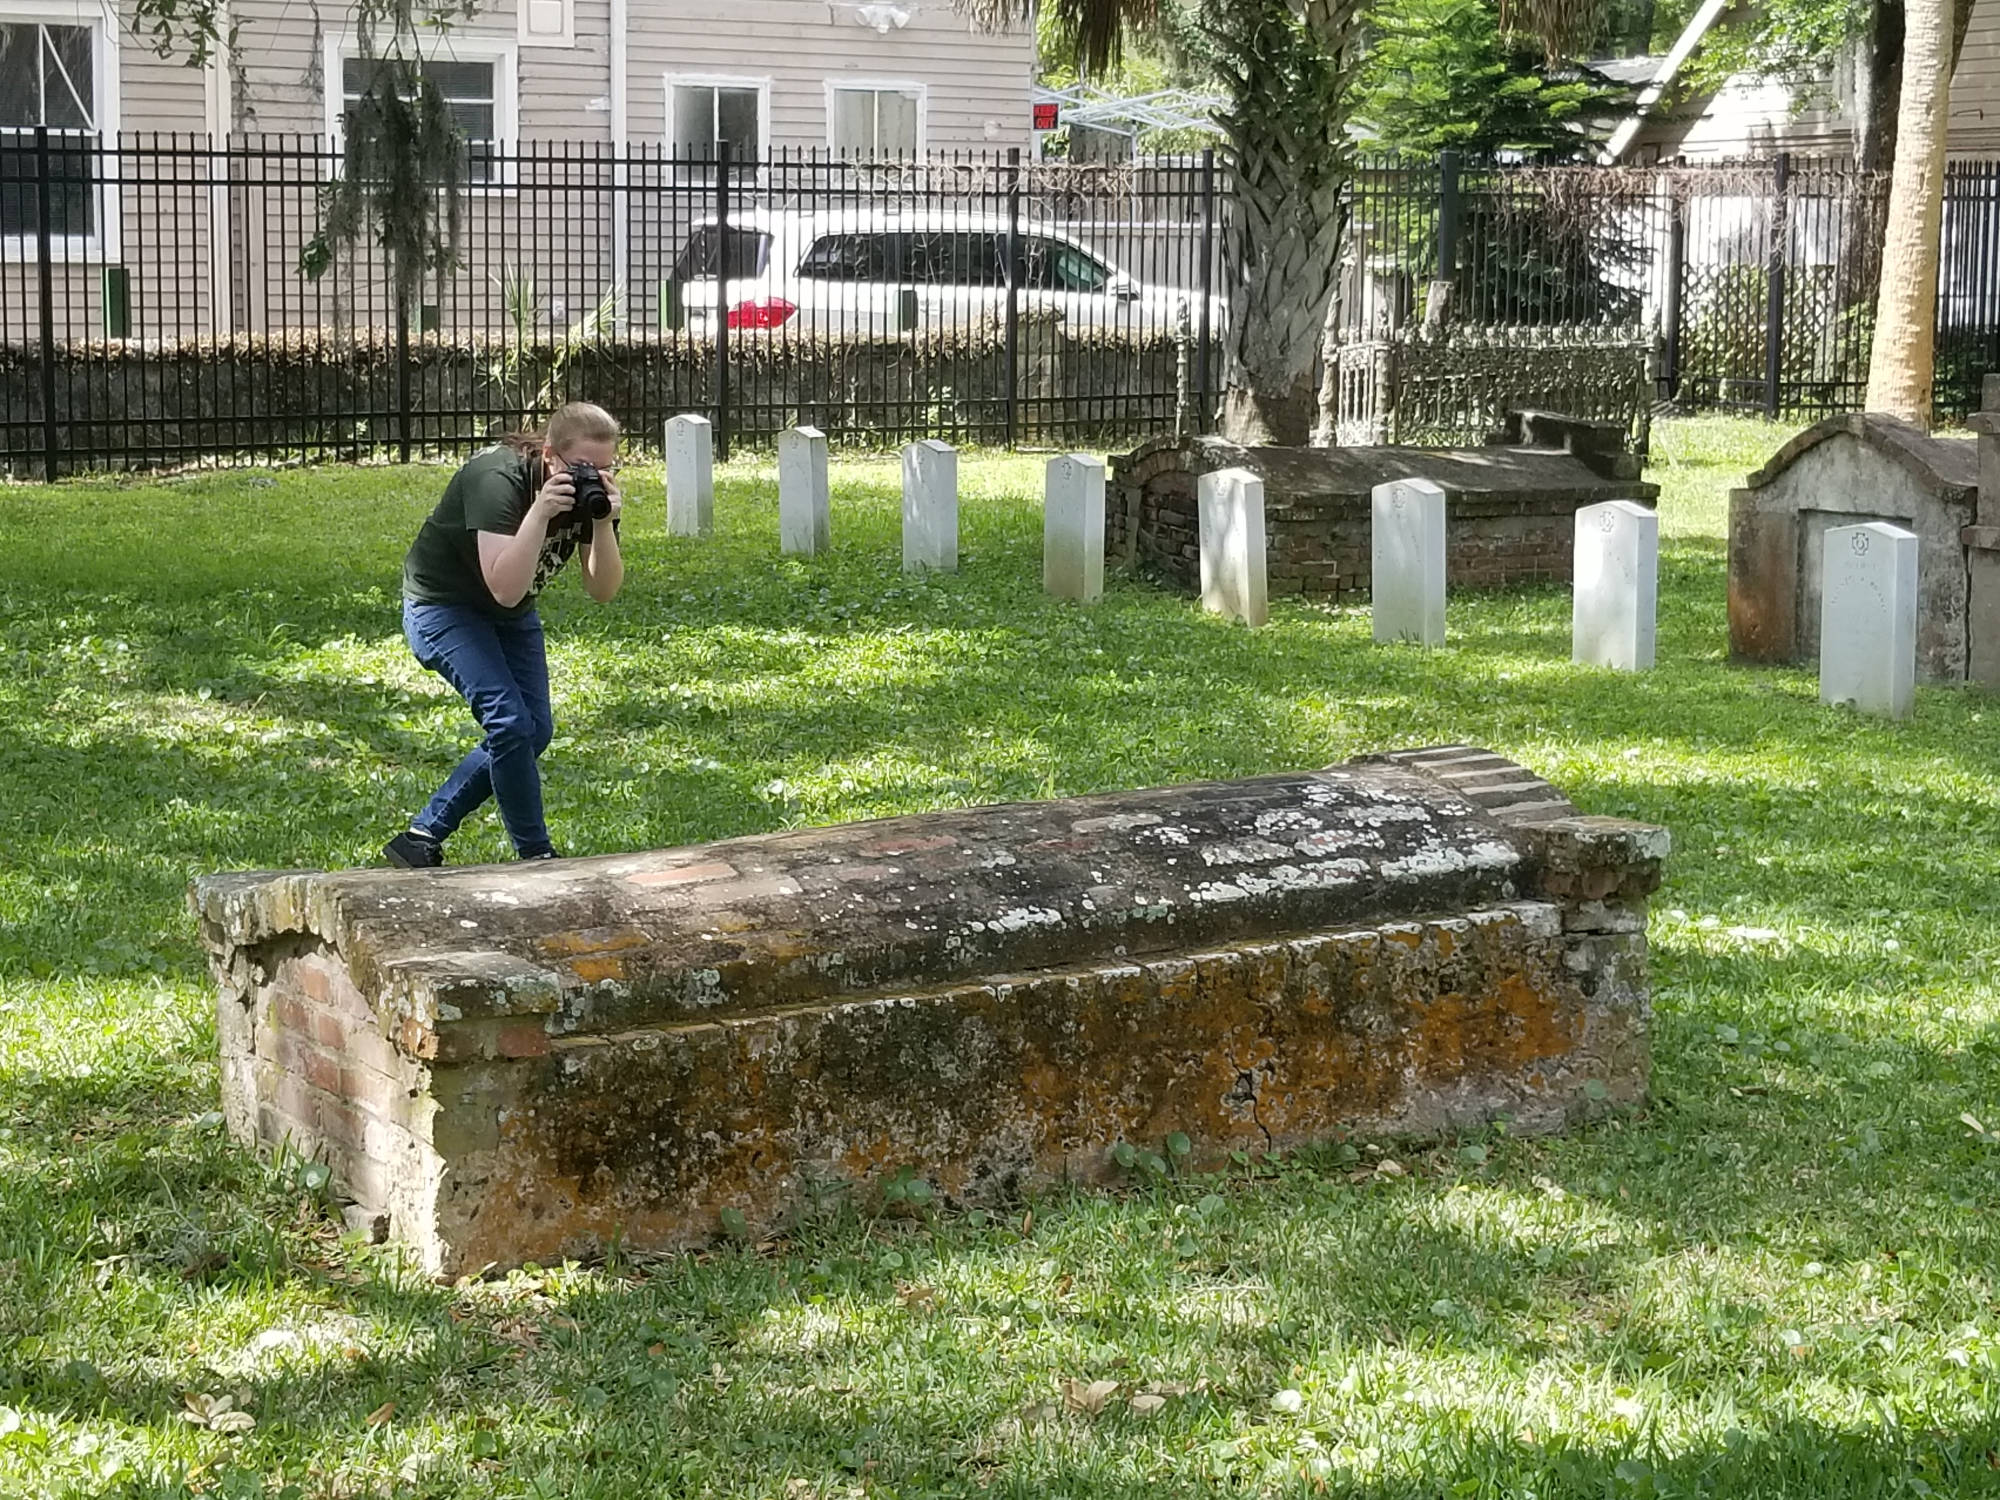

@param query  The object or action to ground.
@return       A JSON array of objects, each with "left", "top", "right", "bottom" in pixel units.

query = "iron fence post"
[
  {"left": 1765, "top": 152, "right": 1790, "bottom": 418},
  {"left": 714, "top": 140, "right": 731, "bottom": 462},
  {"left": 1197, "top": 146, "right": 1215, "bottom": 431},
  {"left": 1004, "top": 146, "right": 1021, "bottom": 449},
  {"left": 396, "top": 284, "right": 413, "bottom": 463},
  {"left": 1664, "top": 189, "right": 1685, "bottom": 400},
  {"left": 35, "top": 126, "right": 59, "bottom": 483},
  {"left": 1436, "top": 149, "right": 1462, "bottom": 284}
]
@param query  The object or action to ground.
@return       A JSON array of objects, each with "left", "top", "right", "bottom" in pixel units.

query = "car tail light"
[{"left": 727, "top": 297, "right": 798, "bottom": 329}]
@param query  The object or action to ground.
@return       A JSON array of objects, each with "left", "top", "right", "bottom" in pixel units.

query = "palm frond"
[
  {"left": 958, "top": 0, "right": 1157, "bottom": 75},
  {"left": 1496, "top": 0, "right": 1602, "bottom": 60}
]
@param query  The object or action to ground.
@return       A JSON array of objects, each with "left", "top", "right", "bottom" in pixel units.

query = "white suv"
[{"left": 672, "top": 207, "right": 1224, "bottom": 337}]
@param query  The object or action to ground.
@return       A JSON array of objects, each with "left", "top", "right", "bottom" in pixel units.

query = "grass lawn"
[{"left": 4, "top": 415, "right": 1999, "bottom": 1499}]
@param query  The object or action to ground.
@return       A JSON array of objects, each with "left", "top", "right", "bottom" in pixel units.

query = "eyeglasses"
[{"left": 555, "top": 454, "right": 620, "bottom": 476}]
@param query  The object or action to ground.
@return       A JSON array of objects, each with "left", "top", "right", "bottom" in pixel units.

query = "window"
[
  {"left": 669, "top": 78, "right": 764, "bottom": 171},
  {"left": 325, "top": 36, "right": 517, "bottom": 186},
  {"left": 828, "top": 83, "right": 923, "bottom": 159},
  {"left": 0, "top": 17, "right": 108, "bottom": 244},
  {"left": 1021, "top": 237, "right": 1109, "bottom": 293},
  {"left": 799, "top": 232, "right": 901, "bottom": 282},
  {"left": 908, "top": 231, "right": 1005, "bottom": 287},
  {"left": 341, "top": 55, "right": 505, "bottom": 183},
  {"left": 796, "top": 230, "right": 1011, "bottom": 287},
  {"left": 672, "top": 224, "right": 770, "bottom": 282}
]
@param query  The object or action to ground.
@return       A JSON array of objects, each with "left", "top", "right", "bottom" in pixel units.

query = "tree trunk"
[
  {"left": 1854, "top": 1, "right": 1904, "bottom": 171},
  {"left": 1204, "top": 0, "right": 1362, "bottom": 448},
  {"left": 1864, "top": 0, "right": 1952, "bottom": 425}
]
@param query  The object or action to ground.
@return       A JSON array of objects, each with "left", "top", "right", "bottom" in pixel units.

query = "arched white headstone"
[
  {"left": 1372, "top": 478, "right": 1446, "bottom": 647},
  {"left": 902, "top": 439, "right": 958, "bottom": 573},
  {"left": 665, "top": 414, "right": 714, "bottom": 538},
  {"left": 1572, "top": 500, "right": 1659, "bottom": 671},
  {"left": 1820, "top": 521, "right": 1917, "bottom": 719},
  {"left": 778, "top": 426, "right": 831, "bottom": 556},
  {"left": 1198, "top": 467, "right": 1269, "bottom": 627},
  {"left": 1044, "top": 453, "right": 1106, "bottom": 604}
]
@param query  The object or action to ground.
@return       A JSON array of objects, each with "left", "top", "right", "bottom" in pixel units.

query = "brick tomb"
[
  {"left": 192, "top": 748, "right": 1668, "bottom": 1275},
  {"left": 1107, "top": 413, "right": 1659, "bottom": 599}
]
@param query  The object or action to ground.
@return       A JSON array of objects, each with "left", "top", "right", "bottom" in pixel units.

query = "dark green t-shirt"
[{"left": 402, "top": 446, "right": 579, "bottom": 619}]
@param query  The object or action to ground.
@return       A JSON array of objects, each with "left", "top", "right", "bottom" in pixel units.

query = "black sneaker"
[
  {"left": 520, "top": 848, "right": 562, "bottom": 862},
  {"left": 384, "top": 829, "right": 444, "bottom": 869}
]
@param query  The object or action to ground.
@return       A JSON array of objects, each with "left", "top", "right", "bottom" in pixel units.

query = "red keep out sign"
[{"left": 1033, "top": 102, "right": 1059, "bottom": 131}]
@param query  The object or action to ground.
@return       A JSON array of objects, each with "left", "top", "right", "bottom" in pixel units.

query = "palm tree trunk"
[
  {"left": 1203, "top": 0, "right": 1361, "bottom": 446},
  {"left": 1864, "top": 0, "right": 1953, "bottom": 425}
]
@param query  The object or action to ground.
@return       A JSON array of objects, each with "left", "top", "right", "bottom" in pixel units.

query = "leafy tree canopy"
[{"left": 1354, "top": 0, "right": 1630, "bottom": 159}]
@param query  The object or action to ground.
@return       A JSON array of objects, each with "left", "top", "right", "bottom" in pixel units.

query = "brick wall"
[
  {"left": 1109, "top": 428, "right": 1658, "bottom": 601},
  {"left": 213, "top": 939, "right": 443, "bottom": 1245}
]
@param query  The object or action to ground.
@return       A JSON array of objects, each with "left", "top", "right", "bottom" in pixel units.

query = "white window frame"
[
  {"left": 323, "top": 32, "right": 520, "bottom": 190},
  {"left": 824, "top": 79, "right": 927, "bottom": 160},
  {"left": 664, "top": 73, "right": 770, "bottom": 180},
  {"left": 0, "top": 0, "right": 121, "bottom": 264},
  {"left": 517, "top": 0, "right": 574, "bottom": 48}
]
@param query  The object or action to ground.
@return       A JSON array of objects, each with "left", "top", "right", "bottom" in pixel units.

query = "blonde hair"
[{"left": 502, "top": 401, "right": 621, "bottom": 456}]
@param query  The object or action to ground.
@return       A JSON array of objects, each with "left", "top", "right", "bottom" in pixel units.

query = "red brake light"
[{"left": 727, "top": 298, "right": 798, "bottom": 329}]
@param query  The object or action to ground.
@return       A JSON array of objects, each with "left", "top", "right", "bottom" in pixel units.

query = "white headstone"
[
  {"left": 1198, "top": 467, "right": 1268, "bottom": 627},
  {"left": 1372, "top": 477, "right": 1447, "bottom": 647},
  {"left": 902, "top": 439, "right": 958, "bottom": 573},
  {"left": 1044, "top": 453, "right": 1106, "bottom": 603},
  {"left": 665, "top": 414, "right": 714, "bottom": 538},
  {"left": 1820, "top": 521, "right": 1918, "bottom": 719},
  {"left": 1572, "top": 499, "right": 1659, "bottom": 671},
  {"left": 777, "top": 426, "right": 831, "bottom": 556}
]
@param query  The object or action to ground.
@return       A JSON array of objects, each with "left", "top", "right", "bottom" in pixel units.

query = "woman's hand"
[
  {"left": 600, "top": 471, "right": 623, "bottom": 526},
  {"left": 527, "top": 466, "right": 576, "bottom": 529}
]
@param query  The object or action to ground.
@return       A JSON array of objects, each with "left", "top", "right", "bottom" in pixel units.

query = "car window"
[
  {"left": 907, "top": 231, "right": 1006, "bottom": 288},
  {"left": 797, "top": 232, "right": 909, "bottom": 281},
  {"left": 1052, "top": 240, "right": 1109, "bottom": 293},
  {"left": 673, "top": 225, "right": 770, "bottom": 281}
]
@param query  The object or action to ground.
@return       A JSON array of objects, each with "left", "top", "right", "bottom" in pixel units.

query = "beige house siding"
[
  {"left": 1953, "top": 0, "right": 2000, "bottom": 153},
  {"left": 627, "top": 0, "right": 1033, "bottom": 150},
  {"left": 1, "top": 0, "right": 1032, "bottom": 342},
  {"left": 1631, "top": 0, "right": 2000, "bottom": 162},
  {"left": 220, "top": 0, "right": 1031, "bottom": 151}
]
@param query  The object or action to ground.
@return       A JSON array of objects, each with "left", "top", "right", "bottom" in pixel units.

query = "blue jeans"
[{"left": 403, "top": 599, "right": 556, "bottom": 857}]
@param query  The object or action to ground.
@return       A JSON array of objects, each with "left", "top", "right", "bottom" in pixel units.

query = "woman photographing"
[{"left": 385, "top": 402, "right": 626, "bottom": 868}]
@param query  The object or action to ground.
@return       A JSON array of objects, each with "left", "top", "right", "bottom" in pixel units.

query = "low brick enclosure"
[
  {"left": 192, "top": 748, "right": 1669, "bottom": 1275},
  {"left": 1108, "top": 412, "right": 1660, "bottom": 599}
]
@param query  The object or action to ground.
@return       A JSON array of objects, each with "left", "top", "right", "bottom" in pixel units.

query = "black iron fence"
[
  {"left": 3, "top": 135, "right": 1998, "bottom": 477},
  {"left": 1345, "top": 152, "right": 2000, "bottom": 424},
  {"left": 0, "top": 134, "right": 1222, "bottom": 476}
]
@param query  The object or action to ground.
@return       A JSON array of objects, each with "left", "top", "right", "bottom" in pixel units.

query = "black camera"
[{"left": 565, "top": 461, "right": 612, "bottom": 528}]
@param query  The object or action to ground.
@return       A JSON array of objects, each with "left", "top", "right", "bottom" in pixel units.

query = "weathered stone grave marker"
[
  {"left": 665, "top": 414, "right": 714, "bottom": 538},
  {"left": 777, "top": 426, "right": 831, "bottom": 556},
  {"left": 1572, "top": 499, "right": 1659, "bottom": 671},
  {"left": 1372, "top": 478, "right": 1447, "bottom": 646},
  {"left": 1044, "top": 453, "right": 1106, "bottom": 604},
  {"left": 1198, "top": 466, "right": 1268, "bottom": 626},
  {"left": 194, "top": 748, "right": 1666, "bottom": 1275},
  {"left": 1820, "top": 521, "right": 1918, "bottom": 718},
  {"left": 902, "top": 439, "right": 958, "bottom": 572}
]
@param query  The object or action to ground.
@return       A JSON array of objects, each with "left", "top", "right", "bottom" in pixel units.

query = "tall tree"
[
  {"left": 1863, "top": 0, "right": 1952, "bottom": 424},
  {"left": 976, "top": 0, "right": 1362, "bottom": 444},
  {"left": 1354, "top": 0, "right": 1627, "bottom": 160},
  {"left": 979, "top": 0, "right": 1609, "bottom": 444}
]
